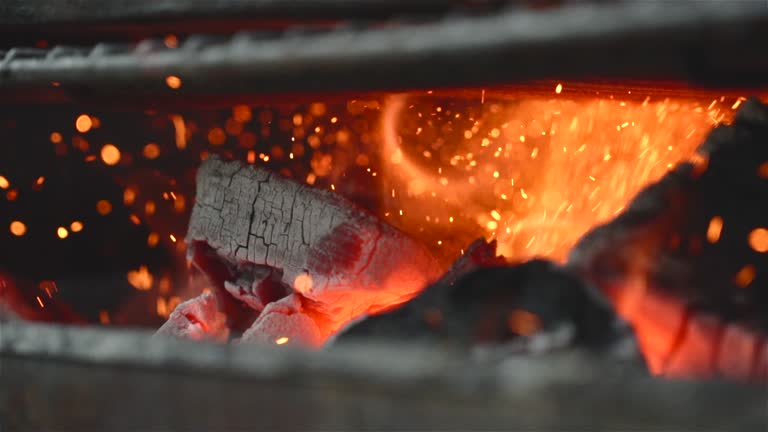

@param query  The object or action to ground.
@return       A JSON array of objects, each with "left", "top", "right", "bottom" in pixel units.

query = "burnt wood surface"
[
  {"left": 1, "top": 320, "right": 766, "bottom": 431},
  {"left": 158, "top": 156, "right": 441, "bottom": 344},
  {"left": 337, "top": 256, "right": 639, "bottom": 359},
  {"left": 567, "top": 98, "right": 768, "bottom": 380},
  {"left": 0, "top": 1, "right": 766, "bottom": 106}
]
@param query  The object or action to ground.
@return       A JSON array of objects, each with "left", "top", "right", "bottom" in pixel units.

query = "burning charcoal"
[
  {"left": 336, "top": 255, "right": 638, "bottom": 361},
  {"left": 567, "top": 97, "right": 768, "bottom": 380},
  {"left": 157, "top": 156, "right": 443, "bottom": 345}
]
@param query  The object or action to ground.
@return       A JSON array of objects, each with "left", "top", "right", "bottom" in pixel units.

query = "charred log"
[
  {"left": 337, "top": 243, "right": 638, "bottom": 362},
  {"left": 157, "top": 156, "right": 443, "bottom": 345},
  {"left": 567, "top": 97, "right": 768, "bottom": 380}
]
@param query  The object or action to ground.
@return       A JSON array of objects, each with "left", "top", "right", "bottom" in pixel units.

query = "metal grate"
[{"left": 1, "top": 1, "right": 766, "bottom": 105}]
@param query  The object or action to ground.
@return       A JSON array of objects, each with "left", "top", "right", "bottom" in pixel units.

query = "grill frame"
[
  {"left": 1, "top": 320, "right": 766, "bottom": 431},
  {"left": 1, "top": 1, "right": 767, "bottom": 106}
]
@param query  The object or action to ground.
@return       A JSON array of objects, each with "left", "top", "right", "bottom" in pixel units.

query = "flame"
[{"left": 380, "top": 91, "right": 732, "bottom": 262}]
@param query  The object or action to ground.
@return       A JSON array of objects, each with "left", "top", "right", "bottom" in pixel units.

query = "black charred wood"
[
  {"left": 568, "top": 98, "right": 768, "bottom": 334},
  {"left": 337, "top": 241, "right": 638, "bottom": 360}
]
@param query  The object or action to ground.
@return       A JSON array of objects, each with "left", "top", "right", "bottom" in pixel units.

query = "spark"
[
  {"left": 165, "top": 75, "right": 182, "bottom": 89},
  {"left": 748, "top": 228, "right": 768, "bottom": 253},
  {"left": 275, "top": 337, "right": 289, "bottom": 345},
  {"left": 555, "top": 83, "right": 563, "bottom": 94},
  {"left": 734, "top": 265, "right": 756, "bottom": 288},
  {"left": 706, "top": 216, "right": 724, "bottom": 243},
  {"left": 9, "top": 221, "right": 26, "bottom": 236},
  {"left": 100, "top": 144, "right": 121, "bottom": 165},
  {"left": 56, "top": 227, "right": 68, "bottom": 239},
  {"left": 75, "top": 114, "right": 92, "bottom": 133}
]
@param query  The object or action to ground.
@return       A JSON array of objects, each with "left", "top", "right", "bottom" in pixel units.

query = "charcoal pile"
[
  {"left": 159, "top": 99, "right": 768, "bottom": 381},
  {"left": 336, "top": 247, "right": 638, "bottom": 360}
]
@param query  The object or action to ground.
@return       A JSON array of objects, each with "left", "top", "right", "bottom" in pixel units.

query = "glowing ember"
[
  {"left": 96, "top": 199, "right": 112, "bottom": 215},
  {"left": 707, "top": 216, "right": 724, "bottom": 243},
  {"left": 734, "top": 265, "right": 756, "bottom": 288},
  {"left": 70, "top": 221, "right": 83, "bottom": 233},
  {"left": 165, "top": 75, "right": 182, "bottom": 89},
  {"left": 147, "top": 232, "right": 160, "bottom": 247},
  {"left": 75, "top": 114, "right": 92, "bottom": 133},
  {"left": 56, "top": 227, "right": 68, "bottom": 239},
  {"left": 0, "top": 175, "right": 9, "bottom": 189},
  {"left": 142, "top": 143, "right": 160, "bottom": 159},
  {"left": 508, "top": 309, "right": 542, "bottom": 336},
  {"left": 163, "top": 34, "right": 179, "bottom": 49},
  {"left": 9, "top": 220, "right": 26, "bottom": 236},
  {"left": 293, "top": 274, "right": 313, "bottom": 294},
  {"left": 100, "top": 144, "right": 121, "bottom": 165},
  {"left": 127, "top": 265, "right": 153, "bottom": 291},
  {"left": 748, "top": 228, "right": 768, "bottom": 253},
  {"left": 275, "top": 336, "right": 289, "bottom": 345}
]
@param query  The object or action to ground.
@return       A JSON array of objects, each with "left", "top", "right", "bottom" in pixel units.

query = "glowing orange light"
[
  {"left": 173, "top": 196, "right": 186, "bottom": 213},
  {"left": 233, "top": 105, "right": 253, "bottom": 123},
  {"left": 170, "top": 114, "right": 187, "bottom": 149},
  {"left": 70, "top": 221, "right": 83, "bottom": 233},
  {"left": 36, "top": 296, "right": 44, "bottom": 308},
  {"left": 9, "top": 221, "right": 26, "bottom": 236},
  {"left": 99, "top": 310, "right": 110, "bottom": 324},
  {"left": 143, "top": 143, "right": 160, "bottom": 159},
  {"left": 380, "top": 92, "right": 727, "bottom": 261},
  {"left": 100, "top": 144, "right": 121, "bottom": 166},
  {"left": 75, "top": 114, "right": 92, "bottom": 133},
  {"left": 123, "top": 188, "right": 136, "bottom": 206},
  {"left": 164, "top": 34, "right": 179, "bottom": 48},
  {"left": 145, "top": 201, "right": 156, "bottom": 215},
  {"left": 207, "top": 128, "right": 226, "bottom": 146},
  {"left": 34, "top": 176, "right": 45, "bottom": 186},
  {"left": 165, "top": 75, "right": 182, "bottom": 89},
  {"left": 508, "top": 309, "right": 542, "bottom": 336},
  {"left": 275, "top": 337, "right": 289, "bottom": 345},
  {"left": 56, "top": 227, "right": 69, "bottom": 239},
  {"left": 734, "top": 265, "right": 756, "bottom": 288},
  {"left": 555, "top": 83, "right": 563, "bottom": 94},
  {"left": 293, "top": 274, "right": 313, "bottom": 294},
  {"left": 127, "top": 265, "right": 153, "bottom": 291},
  {"left": 759, "top": 162, "right": 768, "bottom": 178},
  {"left": 96, "top": 200, "right": 112, "bottom": 215},
  {"left": 0, "top": 176, "right": 9, "bottom": 189},
  {"left": 156, "top": 297, "right": 168, "bottom": 317},
  {"left": 169, "top": 234, "right": 177, "bottom": 242},
  {"left": 147, "top": 232, "right": 160, "bottom": 247},
  {"left": 50, "top": 132, "right": 63, "bottom": 143},
  {"left": 706, "top": 216, "right": 724, "bottom": 243},
  {"left": 748, "top": 228, "right": 768, "bottom": 253}
]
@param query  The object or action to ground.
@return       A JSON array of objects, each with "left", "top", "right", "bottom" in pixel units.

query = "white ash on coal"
[{"left": 157, "top": 156, "right": 443, "bottom": 345}]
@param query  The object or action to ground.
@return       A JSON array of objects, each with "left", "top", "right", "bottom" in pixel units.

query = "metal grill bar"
[
  {"left": 0, "top": 0, "right": 501, "bottom": 24},
  {"left": 0, "top": 1, "right": 766, "bottom": 105},
  {"left": 0, "top": 321, "right": 765, "bottom": 430}
]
